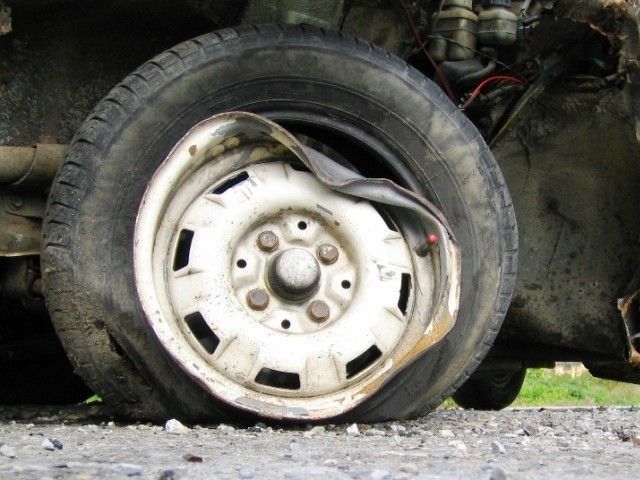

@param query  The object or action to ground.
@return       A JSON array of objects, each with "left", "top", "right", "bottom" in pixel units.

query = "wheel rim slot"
[
  {"left": 372, "top": 204, "right": 399, "bottom": 232},
  {"left": 173, "top": 229, "right": 194, "bottom": 271},
  {"left": 184, "top": 312, "right": 220, "bottom": 354},
  {"left": 255, "top": 368, "right": 301, "bottom": 390},
  {"left": 211, "top": 170, "right": 249, "bottom": 195},
  {"left": 346, "top": 345, "right": 382, "bottom": 379},
  {"left": 398, "top": 273, "right": 412, "bottom": 316}
]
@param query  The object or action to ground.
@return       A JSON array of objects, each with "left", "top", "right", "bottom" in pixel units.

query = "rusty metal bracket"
[
  {"left": 0, "top": 191, "right": 46, "bottom": 257},
  {"left": 3, "top": 193, "right": 46, "bottom": 219},
  {"left": 0, "top": 208, "right": 41, "bottom": 257},
  {"left": 618, "top": 292, "right": 640, "bottom": 367}
]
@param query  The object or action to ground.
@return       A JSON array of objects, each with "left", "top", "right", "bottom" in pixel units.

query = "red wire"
[
  {"left": 400, "top": 0, "right": 456, "bottom": 101},
  {"left": 462, "top": 75, "right": 526, "bottom": 109}
]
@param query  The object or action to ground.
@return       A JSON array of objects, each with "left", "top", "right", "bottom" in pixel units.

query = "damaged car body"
[{"left": 0, "top": 0, "right": 638, "bottom": 421}]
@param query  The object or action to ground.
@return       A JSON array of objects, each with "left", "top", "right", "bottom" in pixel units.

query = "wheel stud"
[
  {"left": 247, "top": 288, "right": 270, "bottom": 311},
  {"left": 308, "top": 300, "right": 330, "bottom": 322},
  {"left": 317, "top": 244, "right": 339, "bottom": 265},
  {"left": 257, "top": 231, "right": 279, "bottom": 252}
]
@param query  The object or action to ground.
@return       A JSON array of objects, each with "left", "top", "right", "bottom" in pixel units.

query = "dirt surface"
[{"left": 0, "top": 406, "right": 638, "bottom": 479}]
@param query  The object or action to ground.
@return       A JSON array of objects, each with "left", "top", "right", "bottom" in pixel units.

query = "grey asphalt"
[{"left": 0, "top": 407, "right": 638, "bottom": 479}]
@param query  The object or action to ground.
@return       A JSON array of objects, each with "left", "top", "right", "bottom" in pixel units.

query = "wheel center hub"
[{"left": 268, "top": 248, "right": 320, "bottom": 301}]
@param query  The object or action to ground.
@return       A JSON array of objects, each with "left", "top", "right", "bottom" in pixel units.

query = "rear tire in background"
[
  {"left": 452, "top": 367, "right": 527, "bottom": 410},
  {"left": 42, "top": 25, "right": 517, "bottom": 422}
]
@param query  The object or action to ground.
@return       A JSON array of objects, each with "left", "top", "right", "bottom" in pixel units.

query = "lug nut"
[
  {"left": 247, "top": 288, "right": 270, "bottom": 311},
  {"left": 257, "top": 231, "right": 279, "bottom": 252},
  {"left": 308, "top": 300, "right": 330, "bottom": 323},
  {"left": 317, "top": 244, "right": 339, "bottom": 265}
]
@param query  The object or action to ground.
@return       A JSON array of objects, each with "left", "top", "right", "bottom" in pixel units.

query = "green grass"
[
  {"left": 83, "top": 394, "right": 102, "bottom": 404},
  {"left": 511, "top": 368, "right": 640, "bottom": 407},
  {"left": 442, "top": 368, "right": 640, "bottom": 408}
]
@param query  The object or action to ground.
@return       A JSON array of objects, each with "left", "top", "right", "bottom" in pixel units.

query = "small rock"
[
  {"left": 289, "top": 440, "right": 300, "bottom": 451},
  {"left": 346, "top": 423, "right": 360, "bottom": 436},
  {"left": 364, "top": 428, "right": 386, "bottom": 437},
  {"left": 303, "top": 426, "right": 325, "bottom": 438},
  {"left": 439, "top": 429, "right": 454, "bottom": 438},
  {"left": 51, "top": 439, "right": 63, "bottom": 450},
  {"left": 182, "top": 453, "right": 203, "bottom": 462},
  {"left": 557, "top": 439, "right": 570, "bottom": 448},
  {"left": 0, "top": 444, "right": 16, "bottom": 458},
  {"left": 400, "top": 463, "right": 419, "bottom": 475},
  {"left": 25, "top": 423, "right": 35, "bottom": 430},
  {"left": 515, "top": 428, "right": 529, "bottom": 436},
  {"left": 323, "top": 459, "right": 338, "bottom": 467},
  {"left": 247, "top": 423, "right": 265, "bottom": 433},
  {"left": 489, "top": 466, "right": 507, "bottom": 480},
  {"left": 164, "top": 419, "right": 190, "bottom": 434},
  {"left": 239, "top": 469, "right": 253, "bottom": 479},
  {"left": 107, "top": 421, "right": 115, "bottom": 428},
  {"left": 491, "top": 441, "right": 506, "bottom": 455},
  {"left": 390, "top": 424, "right": 407, "bottom": 435},
  {"left": 42, "top": 438, "right": 56, "bottom": 451},
  {"left": 448, "top": 440, "right": 467, "bottom": 455},
  {"left": 113, "top": 463, "right": 142, "bottom": 476},
  {"left": 217, "top": 424, "right": 236, "bottom": 434},
  {"left": 369, "top": 469, "right": 391, "bottom": 480}
]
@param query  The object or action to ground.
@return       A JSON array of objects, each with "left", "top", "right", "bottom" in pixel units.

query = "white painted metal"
[{"left": 134, "top": 112, "right": 460, "bottom": 420}]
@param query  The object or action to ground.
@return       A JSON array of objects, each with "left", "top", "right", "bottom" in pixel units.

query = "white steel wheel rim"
[{"left": 134, "top": 113, "right": 454, "bottom": 420}]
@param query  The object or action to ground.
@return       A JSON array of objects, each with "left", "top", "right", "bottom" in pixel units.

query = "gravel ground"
[{"left": 0, "top": 407, "right": 638, "bottom": 479}]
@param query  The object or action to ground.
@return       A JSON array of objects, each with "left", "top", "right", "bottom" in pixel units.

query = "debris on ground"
[
  {"left": 0, "top": 408, "right": 637, "bottom": 478},
  {"left": 164, "top": 419, "right": 190, "bottom": 434},
  {"left": 0, "top": 443, "right": 15, "bottom": 458},
  {"left": 182, "top": 453, "right": 203, "bottom": 462},
  {"left": 346, "top": 423, "right": 360, "bottom": 436}
]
